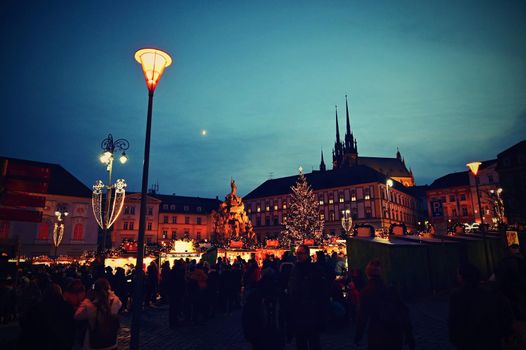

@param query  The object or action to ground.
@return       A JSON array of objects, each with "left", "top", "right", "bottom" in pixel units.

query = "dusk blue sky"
[{"left": 2, "top": 1, "right": 525, "bottom": 199}]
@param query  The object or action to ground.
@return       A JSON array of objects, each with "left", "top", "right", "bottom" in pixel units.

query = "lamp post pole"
[
  {"left": 386, "top": 179, "right": 393, "bottom": 232},
  {"left": 130, "top": 48, "right": 172, "bottom": 350},
  {"left": 467, "top": 162, "right": 491, "bottom": 276}
]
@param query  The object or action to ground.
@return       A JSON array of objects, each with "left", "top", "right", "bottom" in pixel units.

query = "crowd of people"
[{"left": 0, "top": 242, "right": 524, "bottom": 350}]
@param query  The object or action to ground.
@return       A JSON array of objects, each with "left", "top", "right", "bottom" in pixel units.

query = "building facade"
[
  {"left": 426, "top": 160, "right": 502, "bottom": 229},
  {"left": 0, "top": 157, "right": 98, "bottom": 257},
  {"left": 497, "top": 140, "right": 526, "bottom": 226},
  {"left": 111, "top": 193, "right": 220, "bottom": 246},
  {"left": 244, "top": 166, "right": 418, "bottom": 241}
]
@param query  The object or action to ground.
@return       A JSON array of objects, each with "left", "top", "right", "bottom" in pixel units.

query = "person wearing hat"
[{"left": 355, "top": 259, "right": 414, "bottom": 350}]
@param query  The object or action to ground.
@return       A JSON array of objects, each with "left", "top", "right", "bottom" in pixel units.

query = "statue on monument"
[{"left": 212, "top": 178, "right": 256, "bottom": 247}]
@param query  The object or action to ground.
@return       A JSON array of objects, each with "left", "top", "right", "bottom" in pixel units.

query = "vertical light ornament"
[
  {"left": 107, "top": 179, "right": 127, "bottom": 228},
  {"left": 92, "top": 180, "right": 104, "bottom": 229}
]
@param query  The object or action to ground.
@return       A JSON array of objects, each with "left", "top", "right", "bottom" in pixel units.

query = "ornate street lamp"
[
  {"left": 467, "top": 161, "right": 491, "bottom": 274},
  {"left": 341, "top": 209, "right": 353, "bottom": 236},
  {"left": 386, "top": 178, "right": 394, "bottom": 229},
  {"left": 92, "top": 134, "right": 129, "bottom": 253},
  {"left": 53, "top": 206, "right": 68, "bottom": 259},
  {"left": 130, "top": 48, "right": 172, "bottom": 350}
]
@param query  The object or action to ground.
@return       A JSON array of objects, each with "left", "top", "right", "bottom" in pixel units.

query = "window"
[
  {"left": 123, "top": 222, "right": 128, "bottom": 230},
  {"left": 265, "top": 203, "right": 270, "bottom": 212},
  {"left": 365, "top": 194, "right": 370, "bottom": 200},
  {"left": 365, "top": 208, "right": 372, "bottom": 219},
  {"left": 163, "top": 204, "right": 168, "bottom": 210},
  {"left": 147, "top": 222, "right": 152, "bottom": 231},
  {"left": 319, "top": 200, "right": 324, "bottom": 205},
  {"left": 124, "top": 207, "right": 129, "bottom": 214},
  {"left": 170, "top": 204, "right": 176, "bottom": 211},
  {"left": 184, "top": 205, "right": 189, "bottom": 212},
  {"left": 0, "top": 222, "right": 9, "bottom": 239},
  {"left": 72, "top": 224, "right": 83, "bottom": 240},
  {"left": 162, "top": 230, "right": 167, "bottom": 239},
  {"left": 196, "top": 217, "right": 202, "bottom": 225},
  {"left": 329, "top": 211, "right": 335, "bottom": 221},
  {"left": 256, "top": 217, "right": 261, "bottom": 226},
  {"left": 129, "top": 222, "right": 134, "bottom": 230},
  {"left": 146, "top": 236, "right": 152, "bottom": 244},
  {"left": 196, "top": 206, "right": 202, "bottom": 212},
  {"left": 488, "top": 175, "right": 494, "bottom": 184},
  {"left": 452, "top": 209, "right": 457, "bottom": 217},
  {"left": 257, "top": 206, "right": 261, "bottom": 213},
  {"left": 462, "top": 207, "right": 468, "bottom": 216},
  {"left": 320, "top": 213, "right": 325, "bottom": 220},
  {"left": 265, "top": 217, "right": 270, "bottom": 226},
  {"left": 38, "top": 223, "right": 50, "bottom": 240},
  {"left": 460, "top": 194, "right": 466, "bottom": 201},
  {"left": 328, "top": 198, "right": 334, "bottom": 204},
  {"left": 274, "top": 205, "right": 278, "bottom": 211},
  {"left": 282, "top": 204, "right": 287, "bottom": 210},
  {"left": 163, "top": 216, "right": 168, "bottom": 224},
  {"left": 273, "top": 217, "right": 279, "bottom": 226},
  {"left": 339, "top": 196, "right": 344, "bottom": 203},
  {"left": 172, "top": 216, "right": 177, "bottom": 224},
  {"left": 450, "top": 195, "right": 455, "bottom": 202},
  {"left": 185, "top": 217, "right": 190, "bottom": 224},
  {"left": 196, "top": 232, "right": 201, "bottom": 241},
  {"left": 351, "top": 191, "right": 356, "bottom": 202},
  {"left": 147, "top": 207, "right": 153, "bottom": 216},
  {"left": 130, "top": 206, "right": 135, "bottom": 214},
  {"left": 171, "top": 231, "right": 177, "bottom": 239}
]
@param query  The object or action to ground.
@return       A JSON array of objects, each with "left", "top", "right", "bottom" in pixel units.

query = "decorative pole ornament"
[
  {"left": 341, "top": 209, "right": 353, "bottom": 236},
  {"left": 53, "top": 208, "right": 68, "bottom": 258},
  {"left": 92, "top": 134, "right": 129, "bottom": 253}
]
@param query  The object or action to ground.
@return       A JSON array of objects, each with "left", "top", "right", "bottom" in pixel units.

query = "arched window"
[
  {"left": 73, "top": 223, "right": 83, "bottom": 240},
  {"left": 38, "top": 223, "right": 50, "bottom": 240}
]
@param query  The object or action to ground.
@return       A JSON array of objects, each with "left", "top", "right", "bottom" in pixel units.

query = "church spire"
[
  {"left": 345, "top": 94, "right": 351, "bottom": 136},
  {"left": 320, "top": 149, "right": 326, "bottom": 171},
  {"left": 335, "top": 105, "right": 341, "bottom": 144},
  {"left": 396, "top": 147, "right": 402, "bottom": 160}
]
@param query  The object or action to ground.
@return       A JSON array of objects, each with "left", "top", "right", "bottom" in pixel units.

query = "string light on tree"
[{"left": 279, "top": 167, "right": 324, "bottom": 247}]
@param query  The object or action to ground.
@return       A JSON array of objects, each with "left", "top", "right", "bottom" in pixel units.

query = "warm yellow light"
[
  {"left": 100, "top": 151, "right": 112, "bottom": 164},
  {"left": 386, "top": 179, "right": 394, "bottom": 187},
  {"left": 497, "top": 188, "right": 503, "bottom": 194},
  {"left": 134, "top": 48, "right": 172, "bottom": 91},
  {"left": 119, "top": 152, "right": 128, "bottom": 164},
  {"left": 466, "top": 161, "right": 482, "bottom": 176}
]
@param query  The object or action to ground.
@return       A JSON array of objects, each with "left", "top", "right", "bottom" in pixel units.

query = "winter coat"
[{"left": 74, "top": 292, "right": 122, "bottom": 350}]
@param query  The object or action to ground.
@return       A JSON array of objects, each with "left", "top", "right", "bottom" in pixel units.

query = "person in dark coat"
[
  {"left": 449, "top": 263, "right": 514, "bottom": 350},
  {"left": 243, "top": 267, "right": 287, "bottom": 350},
  {"left": 355, "top": 259, "right": 414, "bottom": 350},
  {"left": 168, "top": 259, "right": 187, "bottom": 328},
  {"left": 288, "top": 244, "right": 328, "bottom": 350}
]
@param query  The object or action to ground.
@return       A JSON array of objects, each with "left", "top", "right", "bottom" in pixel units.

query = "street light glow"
[
  {"left": 466, "top": 161, "right": 482, "bottom": 176},
  {"left": 120, "top": 152, "right": 128, "bottom": 164},
  {"left": 134, "top": 48, "right": 172, "bottom": 91},
  {"left": 386, "top": 179, "right": 393, "bottom": 187}
]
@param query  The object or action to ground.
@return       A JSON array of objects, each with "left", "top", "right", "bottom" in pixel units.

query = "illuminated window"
[
  {"left": 351, "top": 196, "right": 356, "bottom": 202},
  {"left": 365, "top": 195, "right": 370, "bottom": 200},
  {"left": 0, "top": 222, "right": 8, "bottom": 239},
  {"left": 265, "top": 204, "right": 270, "bottom": 212},
  {"left": 320, "top": 213, "right": 325, "bottom": 220},
  {"left": 339, "top": 197, "right": 344, "bottom": 203},
  {"left": 319, "top": 200, "right": 324, "bottom": 205},
  {"left": 257, "top": 206, "right": 261, "bottom": 213},
  {"left": 247, "top": 208, "right": 251, "bottom": 213},
  {"left": 274, "top": 205, "right": 278, "bottom": 211},
  {"left": 282, "top": 204, "right": 287, "bottom": 210},
  {"left": 38, "top": 223, "right": 50, "bottom": 240},
  {"left": 73, "top": 224, "right": 83, "bottom": 240},
  {"left": 328, "top": 198, "right": 334, "bottom": 204}
]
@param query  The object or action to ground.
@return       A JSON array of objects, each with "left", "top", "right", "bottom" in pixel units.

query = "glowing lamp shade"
[
  {"left": 386, "top": 179, "right": 394, "bottom": 187},
  {"left": 134, "top": 48, "right": 172, "bottom": 91},
  {"left": 466, "top": 161, "right": 482, "bottom": 176}
]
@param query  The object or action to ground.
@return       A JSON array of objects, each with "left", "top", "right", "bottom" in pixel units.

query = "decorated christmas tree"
[{"left": 279, "top": 168, "right": 324, "bottom": 247}]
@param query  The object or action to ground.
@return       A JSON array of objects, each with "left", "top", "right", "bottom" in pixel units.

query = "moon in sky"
[{"left": 201, "top": 129, "right": 207, "bottom": 136}]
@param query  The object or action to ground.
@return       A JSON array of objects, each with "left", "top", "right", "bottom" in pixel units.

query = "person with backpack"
[
  {"left": 74, "top": 278, "right": 122, "bottom": 350},
  {"left": 354, "top": 259, "right": 415, "bottom": 350}
]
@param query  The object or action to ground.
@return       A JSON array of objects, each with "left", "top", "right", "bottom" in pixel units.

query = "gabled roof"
[
  {"left": 357, "top": 156, "right": 411, "bottom": 177},
  {"left": 151, "top": 193, "right": 221, "bottom": 214},
  {"left": 244, "top": 165, "right": 411, "bottom": 200},
  {"left": 428, "top": 171, "right": 469, "bottom": 190},
  {"left": 497, "top": 140, "right": 526, "bottom": 158},
  {"left": 1, "top": 156, "right": 91, "bottom": 198}
]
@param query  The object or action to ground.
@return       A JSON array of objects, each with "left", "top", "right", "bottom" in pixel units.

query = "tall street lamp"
[
  {"left": 53, "top": 206, "right": 68, "bottom": 259},
  {"left": 130, "top": 48, "right": 172, "bottom": 350},
  {"left": 341, "top": 209, "right": 353, "bottom": 237},
  {"left": 466, "top": 161, "right": 491, "bottom": 275},
  {"left": 92, "top": 134, "right": 128, "bottom": 254},
  {"left": 386, "top": 178, "right": 394, "bottom": 229}
]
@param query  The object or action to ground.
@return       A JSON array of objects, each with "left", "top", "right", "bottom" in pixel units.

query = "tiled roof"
[
  {"left": 428, "top": 171, "right": 469, "bottom": 190},
  {"left": 357, "top": 156, "right": 411, "bottom": 177},
  {"left": 1, "top": 156, "right": 91, "bottom": 198},
  {"left": 151, "top": 193, "right": 221, "bottom": 214},
  {"left": 244, "top": 165, "right": 411, "bottom": 200}
]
